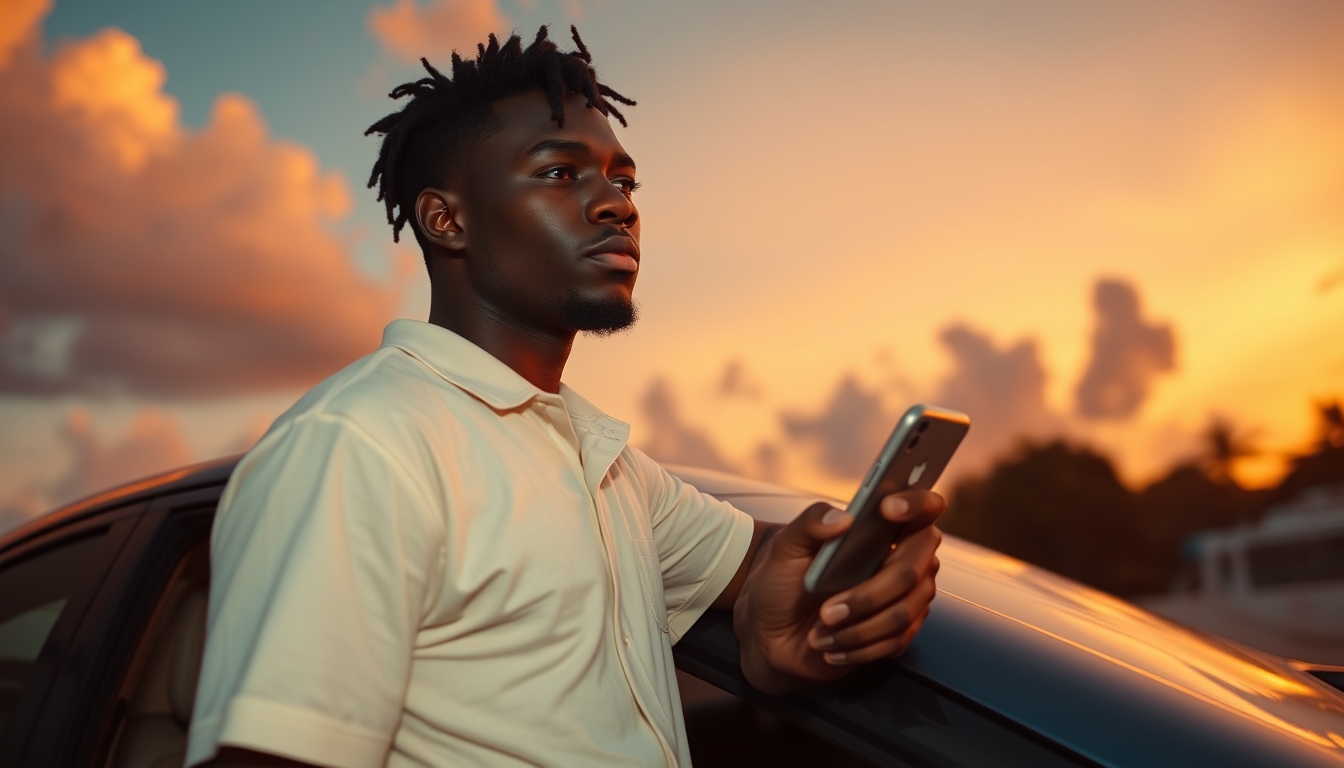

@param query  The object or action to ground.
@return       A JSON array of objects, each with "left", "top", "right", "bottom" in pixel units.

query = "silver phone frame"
[{"left": 803, "top": 404, "right": 970, "bottom": 594}]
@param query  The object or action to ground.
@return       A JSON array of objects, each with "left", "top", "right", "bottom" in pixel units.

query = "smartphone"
[{"left": 803, "top": 404, "right": 970, "bottom": 595}]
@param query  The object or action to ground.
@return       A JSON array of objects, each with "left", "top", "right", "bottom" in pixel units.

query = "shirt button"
[{"left": 623, "top": 635, "right": 631, "bottom": 646}]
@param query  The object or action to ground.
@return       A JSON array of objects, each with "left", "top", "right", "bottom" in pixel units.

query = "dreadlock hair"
[{"left": 364, "top": 25, "right": 636, "bottom": 266}]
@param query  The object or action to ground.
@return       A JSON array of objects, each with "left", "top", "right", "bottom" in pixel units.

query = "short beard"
[{"left": 559, "top": 291, "right": 639, "bottom": 337}]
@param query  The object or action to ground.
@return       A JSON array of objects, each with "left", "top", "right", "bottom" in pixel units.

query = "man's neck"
[{"left": 427, "top": 292, "right": 573, "bottom": 395}]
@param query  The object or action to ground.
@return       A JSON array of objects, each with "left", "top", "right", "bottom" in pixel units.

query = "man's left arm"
[{"left": 712, "top": 491, "right": 945, "bottom": 695}]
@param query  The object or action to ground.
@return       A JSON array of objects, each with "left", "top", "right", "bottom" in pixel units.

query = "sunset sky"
[{"left": 2, "top": 0, "right": 1342, "bottom": 528}]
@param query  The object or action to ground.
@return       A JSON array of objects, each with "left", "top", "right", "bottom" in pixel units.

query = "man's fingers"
[
  {"left": 810, "top": 576, "right": 937, "bottom": 654},
  {"left": 879, "top": 489, "right": 946, "bottom": 528},
  {"left": 769, "top": 501, "right": 852, "bottom": 560},
  {"left": 819, "top": 608, "right": 930, "bottom": 666},
  {"left": 819, "top": 525, "right": 941, "bottom": 626}
]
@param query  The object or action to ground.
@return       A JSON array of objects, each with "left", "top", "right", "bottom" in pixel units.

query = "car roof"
[{"left": 665, "top": 463, "right": 1344, "bottom": 766}]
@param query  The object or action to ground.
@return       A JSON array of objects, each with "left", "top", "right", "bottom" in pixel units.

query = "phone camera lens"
[
  {"left": 916, "top": 421, "right": 929, "bottom": 433},
  {"left": 907, "top": 436, "right": 921, "bottom": 450}
]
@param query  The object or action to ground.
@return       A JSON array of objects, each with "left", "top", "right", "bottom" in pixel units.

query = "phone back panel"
[{"left": 804, "top": 405, "right": 969, "bottom": 594}]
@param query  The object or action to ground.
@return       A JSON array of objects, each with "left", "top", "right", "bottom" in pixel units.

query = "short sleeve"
[
  {"left": 185, "top": 413, "right": 444, "bottom": 768},
  {"left": 627, "top": 448, "right": 754, "bottom": 642}
]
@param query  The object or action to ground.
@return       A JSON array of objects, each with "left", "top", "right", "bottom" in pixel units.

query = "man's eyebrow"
[{"left": 524, "top": 139, "right": 636, "bottom": 170}]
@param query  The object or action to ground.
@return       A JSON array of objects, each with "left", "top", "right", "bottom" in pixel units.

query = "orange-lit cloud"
[
  {"left": 1074, "top": 279, "right": 1176, "bottom": 420},
  {"left": 0, "top": 0, "right": 46, "bottom": 70},
  {"left": 368, "top": 0, "right": 511, "bottom": 65},
  {"left": 0, "top": 15, "right": 406, "bottom": 397},
  {"left": 52, "top": 407, "right": 192, "bottom": 504}
]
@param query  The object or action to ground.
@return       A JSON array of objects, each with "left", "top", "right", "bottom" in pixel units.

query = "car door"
[
  {"left": 0, "top": 503, "right": 144, "bottom": 766},
  {"left": 10, "top": 487, "right": 218, "bottom": 768}
]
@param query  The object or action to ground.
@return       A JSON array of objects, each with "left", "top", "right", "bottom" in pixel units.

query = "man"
[{"left": 188, "top": 27, "right": 943, "bottom": 768}]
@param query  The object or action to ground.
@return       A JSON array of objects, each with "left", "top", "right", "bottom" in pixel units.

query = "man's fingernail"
[
  {"left": 821, "top": 602, "right": 849, "bottom": 624},
  {"left": 813, "top": 634, "right": 835, "bottom": 649},
  {"left": 884, "top": 497, "right": 910, "bottom": 519},
  {"left": 822, "top": 507, "right": 847, "bottom": 526},
  {"left": 824, "top": 651, "right": 848, "bottom": 665}
]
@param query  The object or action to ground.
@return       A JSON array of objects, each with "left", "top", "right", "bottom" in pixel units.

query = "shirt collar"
[
  {"left": 379, "top": 320, "right": 629, "bottom": 434},
  {"left": 381, "top": 319, "right": 542, "bottom": 411}
]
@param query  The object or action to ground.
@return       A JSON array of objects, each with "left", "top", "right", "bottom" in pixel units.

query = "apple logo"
[{"left": 908, "top": 462, "right": 927, "bottom": 486}]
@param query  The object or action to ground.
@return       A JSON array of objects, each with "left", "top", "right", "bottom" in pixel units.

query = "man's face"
[{"left": 456, "top": 89, "right": 640, "bottom": 335}]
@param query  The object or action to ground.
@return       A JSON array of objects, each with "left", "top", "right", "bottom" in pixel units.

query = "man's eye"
[
  {"left": 613, "top": 178, "right": 641, "bottom": 195},
  {"left": 541, "top": 167, "right": 575, "bottom": 180}
]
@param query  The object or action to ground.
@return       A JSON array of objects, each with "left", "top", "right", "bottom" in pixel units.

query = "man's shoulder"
[{"left": 271, "top": 345, "right": 467, "bottom": 445}]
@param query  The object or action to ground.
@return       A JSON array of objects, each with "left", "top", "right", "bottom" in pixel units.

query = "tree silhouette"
[{"left": 1199, "top": 415, "right": 1257, "bottom": 485}]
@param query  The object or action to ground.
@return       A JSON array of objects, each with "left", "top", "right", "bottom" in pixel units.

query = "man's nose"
[{"left": 586, "top": 180, "right": 637, "bottom": 228}]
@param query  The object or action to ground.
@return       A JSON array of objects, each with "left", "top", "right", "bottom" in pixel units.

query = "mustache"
[{"left": 580, "top": 228, "right": 639, "bottom": 253}]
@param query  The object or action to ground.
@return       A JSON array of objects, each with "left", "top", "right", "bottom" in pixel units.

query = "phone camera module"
[
  {"left": 916, "top": 421, "right": 929, "bottom": 433},
  {"left": 907, "top": 436, "right": 921, "bottom": 450}
]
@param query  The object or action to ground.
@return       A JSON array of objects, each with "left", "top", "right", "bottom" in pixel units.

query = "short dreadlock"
[{"left": 364, "top": 25, "right": 635, "bottom": 262}]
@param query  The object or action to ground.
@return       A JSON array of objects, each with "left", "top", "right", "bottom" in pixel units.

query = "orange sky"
[{"left": 2, "top": 0, "right": 1342, "bottom": 516}]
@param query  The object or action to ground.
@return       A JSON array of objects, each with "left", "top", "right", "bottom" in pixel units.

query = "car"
[{"left": 1, "top": 456, "right": 1343, "bottom": 768}]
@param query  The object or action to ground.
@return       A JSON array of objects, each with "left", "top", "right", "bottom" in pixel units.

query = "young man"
[{"left": 188, "top": 28, "right": 943, "bottom": 768}]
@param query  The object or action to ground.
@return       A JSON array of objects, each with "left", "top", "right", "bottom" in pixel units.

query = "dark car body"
[{"left": 1, "top": 456, "right": 1343, "bottom": 767}]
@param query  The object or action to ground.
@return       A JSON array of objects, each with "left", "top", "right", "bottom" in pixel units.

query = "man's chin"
[{"left": 560, "top": 291, "right": 638, "bottom": 337}]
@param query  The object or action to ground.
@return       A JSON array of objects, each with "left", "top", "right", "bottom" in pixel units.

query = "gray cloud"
[
  {"left": 637, "top": 378, "right": 739, "bottom": 472},
  {"left": 780, "top": 375, "right": 894, "bottom": 479},
  {"left": 932, "top": 324, "right": 1058, "bottom": 473},
  {"left": 1074, "top": 279, "right": 1175, "bottom": 419},
  {"left": 716, "top": 358, "right": 763, "bottom": 400}
]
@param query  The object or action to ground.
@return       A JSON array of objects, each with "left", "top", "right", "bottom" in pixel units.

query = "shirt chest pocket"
[{"left": 630, "top": 538, "right": 670, "bottom": 634}]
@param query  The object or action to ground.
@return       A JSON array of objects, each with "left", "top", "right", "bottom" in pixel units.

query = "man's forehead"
[{"left": 487, "top": 90, "right": 629, "bottom": 163}]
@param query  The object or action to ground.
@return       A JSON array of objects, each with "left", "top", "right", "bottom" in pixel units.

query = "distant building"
[{"left": 1142, "top": 484, "right": 1344, "bottom": 665}]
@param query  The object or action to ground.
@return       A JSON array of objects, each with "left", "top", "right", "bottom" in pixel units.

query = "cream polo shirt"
[{"left": 185, "top": 320, "right": 755, "bottom": 768}]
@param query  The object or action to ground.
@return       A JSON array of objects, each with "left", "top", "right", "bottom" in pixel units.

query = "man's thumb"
[{"left": 770, "top": 501, "right": 851, "bottom": 559}]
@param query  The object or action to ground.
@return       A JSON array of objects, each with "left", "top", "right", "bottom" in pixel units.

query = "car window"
[
  {"left": 0, "top": 534, "right": 108, "bottom": 735},
  {"left": 1247, "top": 533, "right": 1344, "bottom": 587},
  {"left": 678, "top": 670, "right": 879, "bottom": 767}
]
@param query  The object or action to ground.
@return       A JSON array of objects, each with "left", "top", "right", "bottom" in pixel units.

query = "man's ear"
[{"left": 414, "top": 188, "right": 467, "bottom": 253}]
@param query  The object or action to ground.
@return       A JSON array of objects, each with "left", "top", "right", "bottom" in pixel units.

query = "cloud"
[
  {"left": 51, "top": 407, "right": 193, "bottom": 504},
  {"left": 0, "top": 406, "right": 196, "bottom": 536},
  {"left": 637, "top": 377, "right": 739, "bottom": 472},
  {"left": 368, "top": 0, "right": 511, "bottom": 65},
  {"left": 932, "top": 324, "right": 1058, "bottom": 473},
  {"left": 0, "top": 0, "right": 46, "bottom": 70},
  {"left": 1074, "top": 279, "right": 1176, "bottom": 419},
  {"left": 715, "top": 358, "right": 762, "bottom": 400},
  {"left": 0, "top": 20, "right": 407, "bottom": 398},
  {"left": 781, "top": 374, "right": 894, "bottom": 479}
]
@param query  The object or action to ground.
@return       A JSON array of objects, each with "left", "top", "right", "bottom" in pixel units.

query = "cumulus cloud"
[
  {"left": 0, "top": 17, "right": 406, "bottom": 398},
  {"left": 637, "top": 378, "right": 739, "bottom": 472},
  {"left": 781, "top": 375, "right": 894, "bottom": 480},
  {"left": 1074, "top": 279, "right": 1175, "bottom": 420},
  {"left": 369, "top": 0, "right": 511, "bottom": 65},
  {"left": 932, "top": 324, "right": 1058, "bottom": 473}
]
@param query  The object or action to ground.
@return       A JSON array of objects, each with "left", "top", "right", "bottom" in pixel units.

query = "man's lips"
[
  {"left": 586, "top": 252, "right": 639, "bottom": 272},
  {"left": 583, "top": 236, "right": 640, "bottom": 272}
]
